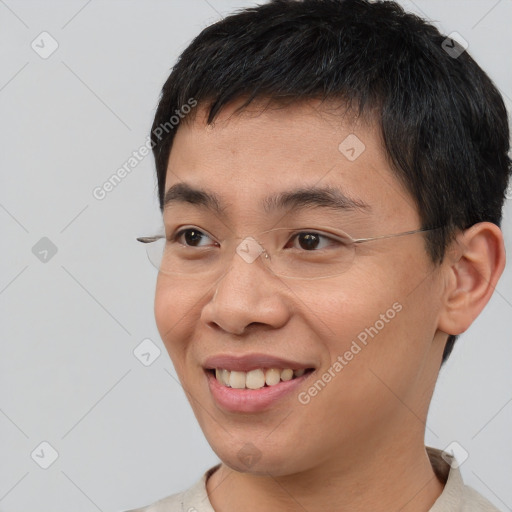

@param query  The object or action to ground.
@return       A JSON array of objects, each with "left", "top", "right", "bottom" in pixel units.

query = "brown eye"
[
  {"left": 174, "top": 228, "right": 215, "bottom": 247},
  {"left": 285, "top": 230, "right": 352, "bottom": 252},
  {"left": 287, "top": 231, "right": 334, "bottom": 251},
  {"left": 296, "top": 232, "right": 321, "bottom": 250}
]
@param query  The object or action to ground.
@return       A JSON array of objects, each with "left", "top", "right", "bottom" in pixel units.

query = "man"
[{"left": 130, "top": 0, "right": 510, "bottom": 510}]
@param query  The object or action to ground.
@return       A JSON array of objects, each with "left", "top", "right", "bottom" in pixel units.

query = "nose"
[{"left": 200, "top": 237, "right": 290, "bottom": 335}]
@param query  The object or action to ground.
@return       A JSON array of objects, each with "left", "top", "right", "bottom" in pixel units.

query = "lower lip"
[{"left": 206, "top": 371, "right": 312, "bottom": 413}]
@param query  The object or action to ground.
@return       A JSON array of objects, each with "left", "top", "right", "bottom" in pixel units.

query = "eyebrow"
[{"left": 163, "top": 182, "right": 370, "bottom": 216}]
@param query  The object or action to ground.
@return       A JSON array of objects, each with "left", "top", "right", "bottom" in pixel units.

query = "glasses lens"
[
  {"left": 146, "top": 237, "right": 226, "bottom": 278},
  {"left": 145, "top": 237, "right": 165, "bottom": 271},
  {"left": 144, "top": 228, "right": 356, "bottom": 280},
  {"left": 264, "top": 228, "right": 355, "bottom": 279}
]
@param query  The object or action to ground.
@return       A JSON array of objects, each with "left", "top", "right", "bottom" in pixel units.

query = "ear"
[{"left": 438, "top": 222, "right": 506, "bottom": 336}]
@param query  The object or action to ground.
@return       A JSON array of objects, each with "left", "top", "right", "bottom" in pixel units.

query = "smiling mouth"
[{"left": 207, "top": 367, "right": 315, "bottom": 390}]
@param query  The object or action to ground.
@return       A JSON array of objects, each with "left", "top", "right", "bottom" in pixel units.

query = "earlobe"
[{"left": 437, "top": 222, "right": 506, "bottom": 336}]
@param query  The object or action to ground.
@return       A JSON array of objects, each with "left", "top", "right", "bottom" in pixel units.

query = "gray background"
[{"left": 0, "top": 1, "right": 511, "bottom": 511}]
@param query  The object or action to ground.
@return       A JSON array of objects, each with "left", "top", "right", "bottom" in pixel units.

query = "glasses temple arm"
[
  {"left": 353, "top": 226, "right": 442, "bottom": 244},
  {"left": 137, "top": 235, "right": 164, "bottom": 243}
]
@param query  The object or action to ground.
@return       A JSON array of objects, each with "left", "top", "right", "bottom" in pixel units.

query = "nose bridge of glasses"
[
  {"left": 235, "top": 236, "right": 268, "bottom": 264},
  {"left": 208, "top": 234, "right": 273, "bottom": 281}
]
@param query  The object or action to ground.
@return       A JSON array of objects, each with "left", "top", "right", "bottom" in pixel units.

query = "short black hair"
[{"left": 150, "top": 0, "right": 511, "bottom": 363}]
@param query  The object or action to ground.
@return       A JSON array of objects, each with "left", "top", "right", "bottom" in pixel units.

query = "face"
[{"left": 154, "top": 99, "right": 447, "bottom": 477}]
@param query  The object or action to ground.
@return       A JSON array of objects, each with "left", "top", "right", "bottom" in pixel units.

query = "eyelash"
[{"left": 169, "top": 227, "right": 342, "bottom": 251}]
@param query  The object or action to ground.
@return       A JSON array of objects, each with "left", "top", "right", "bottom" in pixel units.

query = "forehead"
[{"left": 165, "top": 99, "right": 419, "bottom": 228}]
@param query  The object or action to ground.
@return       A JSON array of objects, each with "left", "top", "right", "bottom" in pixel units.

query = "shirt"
[{"left": 125, "top": 447, "right": 501, "bottom": 511}]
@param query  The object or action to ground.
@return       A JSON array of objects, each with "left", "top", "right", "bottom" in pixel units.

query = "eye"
[
  {"left": 286, "top": 231, "right": 345, "bottom": 251},
  {"left": 172, "top": 227, "right": 217, "bottom": 248}
]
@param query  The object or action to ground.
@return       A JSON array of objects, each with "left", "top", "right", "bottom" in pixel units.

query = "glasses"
[{"left": 137, "top": 225, "right": 440, "bottom": 280}]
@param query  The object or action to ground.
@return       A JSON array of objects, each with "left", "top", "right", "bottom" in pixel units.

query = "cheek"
[
  {"left": 322, "top": 265, "right": 441, "bottom": 405},
  {"left": 154, "top": 276, "right": 202, "bottom": 369},
  {"left": 301, "top": 256, "right": 437, "bottom": 378},
  {"left": 295, "top": 272, "right": 402, "bottom": 350},
  {"left": 294, "top": 291, "right": 424, "bottom": 443}
]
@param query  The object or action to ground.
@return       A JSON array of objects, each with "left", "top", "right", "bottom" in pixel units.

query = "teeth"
[
  {"left": 280, "top": 369, "right": 293, "bottom": 381},
  {"left": 216, "top": 368, "right": 231, "bottom": 387},
  {"left": 213, "top": 367, "right": 308, "bottom": 389},
  {"left": 230, "top": 371, "right": 246, "bottom": 389},
  {"left": 220, "top": 369, "right": 230, "bottom": 387},
  {"left": 265, "top": 368, "right": 281, "bottom": 386},
  {"left": 246, "top": 369, "right": 265, "bottom": 389}
]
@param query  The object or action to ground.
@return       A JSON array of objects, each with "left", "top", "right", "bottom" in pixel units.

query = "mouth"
[
  {"left": 202, "top": 354, "right": 316, "bottom": 413},
  {"left": 206, "top": 367, "right": 315, "bottom": 390}
]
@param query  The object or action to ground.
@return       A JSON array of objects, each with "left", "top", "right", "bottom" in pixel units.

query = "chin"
[{"left": 205, "top": 431, "right": 314, "bottom": 477}]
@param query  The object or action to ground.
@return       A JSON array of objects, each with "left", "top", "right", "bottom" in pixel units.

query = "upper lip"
[{"left": 203, "top": 353, "right": 315, "bottom": 372}]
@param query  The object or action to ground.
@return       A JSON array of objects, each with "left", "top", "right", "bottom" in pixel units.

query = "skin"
[{"left": 153, "top": 98, "right": 505, "bottom": 512}]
